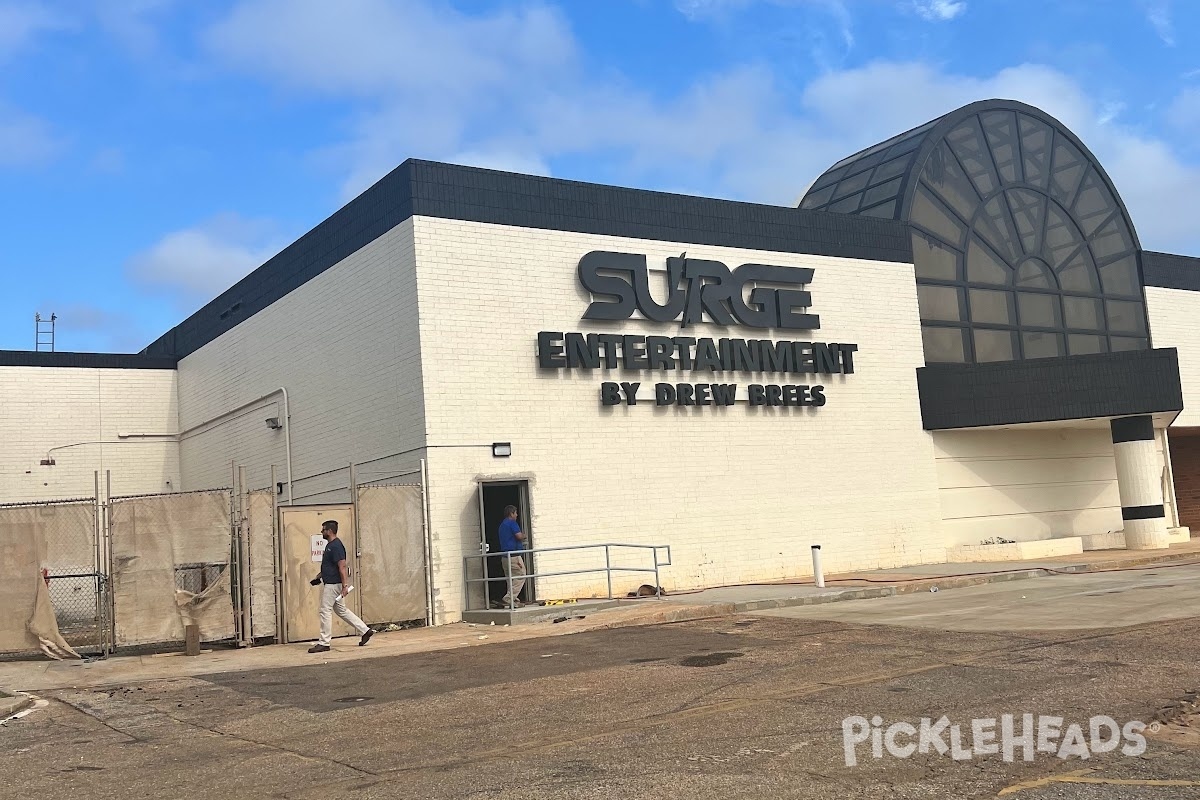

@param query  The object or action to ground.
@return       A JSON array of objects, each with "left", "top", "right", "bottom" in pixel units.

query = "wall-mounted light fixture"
[
  {"left": 492, "top": 442, "right": 512, "bottom": 458},
  {"left": 39, "top": 458, "right": 55, "bottom": 466},
  {"left": 265, "top": 417, "right": 283, "bottom": 430}
]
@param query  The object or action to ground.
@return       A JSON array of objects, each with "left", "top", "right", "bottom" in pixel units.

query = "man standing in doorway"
[
  {"left": 309, "top": 520, "right": 373, "bottom": 653},
  {"left": 496, "top": 505, "right": 527, "bottom": 608}
]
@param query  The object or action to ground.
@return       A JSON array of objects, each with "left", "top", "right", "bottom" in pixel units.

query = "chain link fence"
[{"left": 0, "top": 498, "right": 105, "bottom": 660}]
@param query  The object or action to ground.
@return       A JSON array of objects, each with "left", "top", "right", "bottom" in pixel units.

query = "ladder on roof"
[{"left": 35, "top": 312, "right": 56, "bottom": 352}]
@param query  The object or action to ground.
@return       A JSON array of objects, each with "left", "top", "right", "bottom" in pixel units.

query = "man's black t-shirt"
[{"left": 320, "top": 538, "right": 347, "bottom": 584}]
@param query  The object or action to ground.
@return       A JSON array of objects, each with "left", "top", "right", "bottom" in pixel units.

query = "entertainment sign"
[{"left": 537, "top": 251, "right": 859, "bottom": 408}]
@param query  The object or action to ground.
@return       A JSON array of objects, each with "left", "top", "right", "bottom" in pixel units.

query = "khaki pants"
[
  {"left": 501, "top": 555, "right": 526, "bottom": 604},
  {"left": 318, "top": 583, "right": 368, "bottom": 645}
]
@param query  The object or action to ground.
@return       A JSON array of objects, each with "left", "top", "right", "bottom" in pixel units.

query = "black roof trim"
[
  {"left": 1142, "top": 250, "right": 1200, "bottom": 292},
  {"left": 0, "top": 351, "right": 178, "bottom": 370},
  {"left": 916, "top": 348, "right": 1182, "bottom": 430},
  {"left": 142, "top": 159, "right": 913, "bottom": 360}
]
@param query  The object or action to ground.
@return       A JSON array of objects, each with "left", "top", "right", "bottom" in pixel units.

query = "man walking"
[
  {"left": 496, "top": 505, "right": 527, "bottom": 608},
  {"left": 308, "top": 520, "right": 373, "bottom": 653}
]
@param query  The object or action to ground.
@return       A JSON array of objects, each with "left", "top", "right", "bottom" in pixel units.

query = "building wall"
[
  {"left": 413, "top": 216, "right": 947, "bottom": 623},
  {"left": 933, "top": 426, "right": 1172, "bottom": 546},
  {"left": 1146, "top": 286, "right": 1200, "bottom": 428},
  {"left": 176, "top": 220, "right": 426, "bottom": 499},
  {"left": 0, "top": 366, "right": 179, "bottom": 502}
]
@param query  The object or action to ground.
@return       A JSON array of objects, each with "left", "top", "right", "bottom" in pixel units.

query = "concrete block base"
[{"left": 947, "top": 537, "right": 1084, "bottom": 562}]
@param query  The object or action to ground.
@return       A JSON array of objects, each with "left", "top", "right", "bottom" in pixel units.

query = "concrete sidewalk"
[{"left": 3, "top": 539, "right": 1197, "bottom": 693}]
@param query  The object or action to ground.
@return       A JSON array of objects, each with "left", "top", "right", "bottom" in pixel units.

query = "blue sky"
[{"left": 3, "top": 0, "right": 1200, "bottom": 352}]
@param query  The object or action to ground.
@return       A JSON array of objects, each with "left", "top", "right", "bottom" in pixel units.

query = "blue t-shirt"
[
  {"left": 498, "top": 518, "right": 523, "bottom": 552},
  {"left": 320, "top": 537, "right": 347, "bottom": 584}
]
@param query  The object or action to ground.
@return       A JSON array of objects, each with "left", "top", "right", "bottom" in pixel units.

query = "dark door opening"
[{"left": 479, "top": 481, "right": 533, "bottom": 606}]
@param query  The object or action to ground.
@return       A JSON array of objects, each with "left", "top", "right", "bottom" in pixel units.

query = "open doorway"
[{"left": 479, "top": 481, "right": 533, "bottom": 606}]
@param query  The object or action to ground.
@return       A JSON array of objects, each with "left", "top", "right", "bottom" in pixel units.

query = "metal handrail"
[{"left": 463, "top": 542, "right": 671, "bottom": 612}]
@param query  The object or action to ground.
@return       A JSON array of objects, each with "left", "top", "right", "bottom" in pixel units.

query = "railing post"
[
  {"left": 605, "top": 545, "right": 612, "bottom": 599},
  {"left": 654, "top": 548, "right": 662, "bottom": 600}
]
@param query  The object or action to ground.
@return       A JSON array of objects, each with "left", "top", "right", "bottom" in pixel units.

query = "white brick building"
[{"left": 3, "top": 98, "right": 1199, "bottom": 626}]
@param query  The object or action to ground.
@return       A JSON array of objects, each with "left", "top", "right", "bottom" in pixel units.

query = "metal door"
[{"left": 279, "top": 505, "right": 358, "bottom": 643}]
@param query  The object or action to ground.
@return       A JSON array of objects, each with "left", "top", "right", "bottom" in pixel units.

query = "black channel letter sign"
[{"left": 578, "top": 251, "right": 820, "bottom": 330}]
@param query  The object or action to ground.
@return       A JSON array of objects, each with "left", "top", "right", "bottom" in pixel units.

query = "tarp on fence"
[
  {"left": 110, "top": 491, "right": 235, "bottom": 647},
  {"left": 0, "top": 503, "right": 92, "bottom": 659},
  {"left": 248, "top": 490, "right": 276, "bottom": 639},
  {"left": 356, "top": 484, "right": 427, "bottom": 624}
]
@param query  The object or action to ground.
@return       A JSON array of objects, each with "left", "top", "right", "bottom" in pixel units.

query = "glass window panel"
[
  {"left": 1006, "top": 189, "right": 1043, "bottom": 255},
  {"left": 1057, "top": 250, "right": 1100, "bottom": 293},
  {"left": 946, "top": 117, "right": 1000, "bottom": 197},
  {"left": 1106, "top": 300, "right": 1148, "bottom": 335},
  {"left": 969, "top": 289, "right": 1016, "bottom": 325},
  {"left": 1063, "top": 296, "right": 1105, "bottom": 330},
  {"left": 912, "top": 233, "right": 960, "bottom": 280},
  {"left": 1017, "top": 292, "right": 1061, "bottom": 328},
  {"left": 1043, "top": 204, "right": 1084, "bottom": 267},
  {"left": 1018, "top": 114, "right": 1051, "bottom": 190},
  {"left": 862, "top": 176, "right": 903, "bottom": 208},
  {"left": 917, "top": 285, "right": 963, "bottom": 322},
  {"left": 980, "top": 111, "right": 1020, "bottom": 184},
  {"left": 1015, "top": 259, "right": 1054, "bottom": 289},
  {"left": 922, "top": 142, "right": 980, "bottom": 221},
  {"left": 977, "top": 196, "right": 1024, "bottom": 262},
  {"left": 1089, "top": 216, "right": 1135, "bottom": 262},
  {"left": 832, "top": 170, "right": 872, "bottom": 200},
  {"left": 815, "top": 164, "right": 849, "bottom": 182},
  {"left": 911, "top": 185, "right": 967, "bottom": 246},
  {"left": 828, "top": 194, "right": 862, "bottom": 213},
  {"left": 966, "top": 238, "right": 1010, "bottom": 285},
  {"left": 1050, "top": 139, "right": 1087, "bottom": 205},
  {"left": 973, "top": 329, "right": 1018, "bottom": 362},
  {"left": 1022, "top": 331, "right": 1064, "bottom": 359},
  {"left": 859, "top": 199, "right": 897, "bottom": 219},
  {"left": 870, "top": 155, "right": 910, "bottom": 185},
  {"left": 921, "top": 326, "right": 967, "bottom": 363},
  {"left": 800, "top": 183, "right": 836, "bottom": 209},
  {"left": 1072, "top": 170, "right": 1117, "bottom": 237},
  {"left": 1098, "top": 256, "right": 1139, "bottom": 297},
  {"left": 1110, "top": 336, "right": 1149, "bottom": 352},
  {"left": 1068, "top": 334, "right": 1106, "bottom": 355}
]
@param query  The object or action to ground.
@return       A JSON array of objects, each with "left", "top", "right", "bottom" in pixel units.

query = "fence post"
[
  {"left": 93, "top": 471, "right": 104, "bottom": 656},
  {"left": 105, "top": 470, "right": 114, "bottom": 653},
  {"left": 237, "top": 466, "right": 252, "bottom": 647},
  {"left": 419, "top": 458, "right": 434, "bottom": 627}
]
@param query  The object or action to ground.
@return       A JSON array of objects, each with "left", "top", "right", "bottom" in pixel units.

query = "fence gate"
[
  {"left": 109, "top": 490, "right": 236, "bottom": 649},
  {"left": 0, "top": 498, "right": 106, "bottom": 659},
  {"left": 278, "top": 505, "right": 358, "bottom": 643}
]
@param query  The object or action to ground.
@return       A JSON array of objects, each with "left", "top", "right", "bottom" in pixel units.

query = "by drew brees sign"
[{"left": 536, "top": 251, "right": 859, "bottom": 409}]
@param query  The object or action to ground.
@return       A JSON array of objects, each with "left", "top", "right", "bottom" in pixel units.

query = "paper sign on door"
[{"left": 311, "top": 535, "right": 326, "bottom": 562}]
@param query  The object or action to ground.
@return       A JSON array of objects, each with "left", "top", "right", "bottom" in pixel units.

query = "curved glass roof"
[{"left": 800, "top": 99, "right": 1146, "bottom": 364}]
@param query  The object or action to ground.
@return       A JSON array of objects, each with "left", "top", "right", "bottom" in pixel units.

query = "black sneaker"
[
  {"left": 308, "top": 644, "right": 330, "bottom": 653},
  {"left": 359, "top": 629, "right": 374, "bottom": 647}
]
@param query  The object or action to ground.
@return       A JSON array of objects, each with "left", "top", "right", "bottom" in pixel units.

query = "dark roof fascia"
[
  {"left": 0, "top": 351, "right": 178, "bottom": 370},
  {"left": 916, "top": 347, "right": 1182, "bottom": 430},
  {"left": 142, "top": 159, "right": 913, "bottom": 361},
  {"left": 1142, "top": 250, "right": 1200, "bottom": 292}
]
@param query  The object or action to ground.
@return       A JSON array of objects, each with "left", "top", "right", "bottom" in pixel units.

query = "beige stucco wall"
[{"left": 0, "top": 366, "right": 180, "bottom": 502}]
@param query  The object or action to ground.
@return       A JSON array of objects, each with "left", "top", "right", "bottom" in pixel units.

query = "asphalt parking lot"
[{"left": 4, "top": 566, "right": 1200, "bottom": 799}]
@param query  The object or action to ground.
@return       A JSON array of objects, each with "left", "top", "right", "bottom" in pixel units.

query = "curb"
[
  {"left": 568, "top": 550, "right": 1200, "bottom": 633},
  {"left": 0, "top": 692, "right": 33, "bottom": 719}
]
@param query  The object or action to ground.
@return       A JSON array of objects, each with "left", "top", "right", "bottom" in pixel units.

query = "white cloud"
[
  {"left": 910, "top": 1, "right": 966, "bottom": 21},
  {"left": 127, "top": 214, "right": 285, "bottom": 308},
  {"left": 0, "top": 2, "right": 72, "bottom": 60},
  {"left": 0, "top": 104, "right": 65, "bottom": 167},
  {"left": 204, "top": 0, "right": 1200, "bottom": 255},
  {"left": 1168, "top": 87, "right": 1200, "bottom": 131},
  {"left": 1142, "top": 1, "right": 1174, "bottom": 46},
  {"left": 49, "top": 304, "right": 147, "bottom": 353}
]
